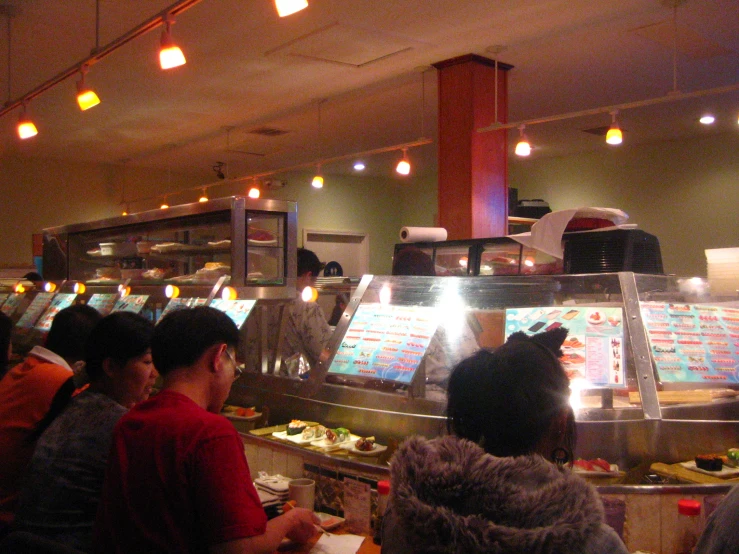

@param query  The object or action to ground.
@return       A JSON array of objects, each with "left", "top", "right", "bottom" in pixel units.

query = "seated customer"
[
  {"left": 0, "top": 305, "right": 101, "bottom": 532},
  {"left": 15, "top": 312, "right": 156, "bottom": 552},
  {"left": 0, "top": 312, "right": 12, "bottom": 380},
  {"left": 94, "top": 307, "right": 317, "bottom": 554},
  {"left": 382, "top": 328, "right": 629, "bottom": 554},
  {"left": 694, "top": 485, "right": 739, "bottom": 554}
]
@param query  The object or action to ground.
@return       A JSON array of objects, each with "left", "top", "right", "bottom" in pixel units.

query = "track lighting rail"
[{"left": 0, "top": 0, "right": 202, "bottom": 119}]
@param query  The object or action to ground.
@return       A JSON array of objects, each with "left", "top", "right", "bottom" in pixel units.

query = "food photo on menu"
[{"left": 505, "top": 306, "right": 625, "bottom": 387}]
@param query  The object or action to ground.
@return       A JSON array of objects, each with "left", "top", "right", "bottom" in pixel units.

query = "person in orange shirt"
[{"left": 0, "top": 304, "right": 101, "bottom": 534}]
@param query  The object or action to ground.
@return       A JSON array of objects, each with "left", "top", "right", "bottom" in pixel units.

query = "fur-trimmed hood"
[{"left": 382, "top": 435, "right": 625, "bottom": 554}]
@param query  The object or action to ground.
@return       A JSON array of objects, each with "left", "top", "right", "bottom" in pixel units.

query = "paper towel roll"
[{"left": 399, "top": 227, "right": 448, "bottom": 243}]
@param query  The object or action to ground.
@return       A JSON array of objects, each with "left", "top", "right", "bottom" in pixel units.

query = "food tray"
[
  {"left": 680, "top": 460, "right": 739, "bottom": 478},
  {"left": 340, "top": 442, "right": 388, "bottom": 457}
]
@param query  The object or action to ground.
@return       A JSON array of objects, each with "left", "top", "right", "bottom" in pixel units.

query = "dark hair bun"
[{"left": 507, "top": 327, "right": 568, "bottom": 358}]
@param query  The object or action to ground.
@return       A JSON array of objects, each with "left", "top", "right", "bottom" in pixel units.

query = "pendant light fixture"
[
  {"left": 605, "top": 110, "right": 623, "bottom": 145},
  {"left": 514, "top": 125, "right": 531, "bottom": 157},
  {"left": 76, "top": 65, "right": 100, "bottom": 111},
  {"left": 17, "top": 104, "right": 38, "bottom": 139},
  {"left": 395, "top": 148, "right": 411, "bottom": 175},
  {"left": 275, "top": 0, "right": 308, "bottom": 17},
  {"left": 160, "top": 195, "right": 169, "bottom": 209},
  {"left": 311, "top": 164, "right": 324, "bottom": 188},
  {"left": 159, "top": 14, "right": 186, "bottom": 70},
  {"left": 199, "top": 188, "right": 209, "bottom": 202},
  {"left": 247, "top": 179, "right": 261, "bottom": 198}
]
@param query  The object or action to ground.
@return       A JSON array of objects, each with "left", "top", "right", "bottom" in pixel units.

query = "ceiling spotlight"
[
  {"left": 17, "top": 105, "right": 38, "bottom": 140},
  {"left": 699, "top": 114, "right": 715, "bottom": 125},
  {"left": 606, "top": 111, "right": 623, "bottom": 145},
  {"left": 312, "top": 165, "right": 324, "bottom": 189},
  {"left": 353, "top": 161, "right": 366, "bottom": 171},
  {"left": 514, "top": 125, "right": 531, "bottom": 157},
  {"left": 159, "top": 14, "right": 186, "bottom": 70},
  {"left": 199, "top": 188, "right": 209, "bottom": 202},
  {"left": 76, "top": 65, "right": 100, "bottom": 111},
  {"left": 275, "top": 0, "right": 309, "bottom": 17},
  {"left": 395, "top": 148, "right": 411, "bottom": 175}
]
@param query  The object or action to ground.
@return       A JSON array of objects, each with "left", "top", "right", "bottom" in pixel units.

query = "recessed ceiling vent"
[{"left": 249, "top": 127, "right": 289, "bottom": 137}]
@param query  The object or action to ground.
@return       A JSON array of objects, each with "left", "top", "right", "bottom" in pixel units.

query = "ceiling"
[{"left": 0, "top": 0, "right": 737, "bottom": 186}]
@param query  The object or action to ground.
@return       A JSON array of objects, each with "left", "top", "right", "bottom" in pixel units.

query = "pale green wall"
[{"left": 509, "top": 132, "right": 739, "bottom": 277}]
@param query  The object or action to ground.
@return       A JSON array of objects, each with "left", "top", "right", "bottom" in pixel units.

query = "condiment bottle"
[
  {"left": 373, "top": 480, "right": 391, "bottom": 545},
  {"left": 676, "top": 499, "right": 703, "bottom": 554}
]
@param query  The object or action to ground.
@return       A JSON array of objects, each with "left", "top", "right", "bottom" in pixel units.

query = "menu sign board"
[
  {"left": 157, "top": 297, "right": 208, "bottom": 322},
  {"left": 328, "top": 303, "right": 440, "bottom": 384},
  {"left": 209, "top": 299, "right": 256, "bottom": 329},
  {"left": 15, "top": 293, "right": 55, "bottom": 329},
  {"left": 35, "top": 294, "right": 77, "bottom": 332},
  {"left": 111, "top": 295, "right": 149, "bottom": 314},
  {"left": 1, "top": 294, "right": 23, "bottom": 317},
  {"left": 87, "top": 294, "right": 118, "bottom": 316},
  {"left": 641, "top": 302, "right": 739, "bottom": 384},
  {"left": 505, "top": 306, "right": 625, "bottom": 387}
]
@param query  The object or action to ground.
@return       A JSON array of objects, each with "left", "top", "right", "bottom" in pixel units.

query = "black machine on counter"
[{"left": 394, "top": 229, "right": 664, "bottom": 277}]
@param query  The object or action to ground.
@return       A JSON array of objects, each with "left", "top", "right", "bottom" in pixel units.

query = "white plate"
[
  {"left": 573, "top": 466, "right": 623, "bottom": 477},
  {"left": 681, "top": 460, "right": 739, "bottom": 478},
  {"left": 247, "top": 239, "right": 278, "bottom": 246},
  {"left": 587, "top": 311, "right": 605, "bottom": 325},
  {"left": 311, "top": 434, "right": 360, "bottom": 450},
  {"left": 222, "top": 411, "right": 261, "bottom": 422},
  {"left": 272, "top": 430, "right": 315, "bottom": 445},
  {"left": 340, "top": 442, "right": 388, "bottom": 457}
]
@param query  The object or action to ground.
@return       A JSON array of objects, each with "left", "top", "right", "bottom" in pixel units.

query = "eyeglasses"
[{"left": 224, "top": 349, "right": 243, "bottom": 381}]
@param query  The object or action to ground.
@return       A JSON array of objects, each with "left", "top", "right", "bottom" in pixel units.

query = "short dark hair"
[
  {"left": 297, "top": 248, "right": 323, "bottom": 277},
  {"left": 392, "top": 247, "right": 435, "bottom": 276},
  {"left": 85, "top": 312, "right": 155, "bottom": 382},
  {"left": 152, "top": 307, "right": 239, "bottom": 376},
  {"left": 45, "top": 304, "right": 103, "bottom": 362},
  {"left": 446, "top": 328, "right": 574, "bottom": 458},
  {"left": 23, "top": 272, "right": 43, "bottom": 282}
]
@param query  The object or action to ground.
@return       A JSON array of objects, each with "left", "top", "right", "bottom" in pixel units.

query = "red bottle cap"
[
  {"left": 678, "top": 499, "right": 701, "bottom": 516},
  {"left": 377, "top": 480, "right": 390, "bottom": 495}
]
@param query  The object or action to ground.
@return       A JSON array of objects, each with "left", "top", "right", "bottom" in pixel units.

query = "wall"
[
  {"left": 0, "top": 155, "right": 204, "bottom": 268},
  {"left": 509, "top": 131, "right": 739, "bottom": 277}
]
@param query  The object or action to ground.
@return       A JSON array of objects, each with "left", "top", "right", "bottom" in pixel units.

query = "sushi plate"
[
  {"left": 340, "top": 442, "right": 388, "bottom": 457},
  {"left": 311, "top": 434, "right": 361, "bottom": 451},
  {"left": 680, "top": 461, "right": 739, "bottom": 478},
  {"left": 271, "top": 430, "right": 315, "bottom": 445}
]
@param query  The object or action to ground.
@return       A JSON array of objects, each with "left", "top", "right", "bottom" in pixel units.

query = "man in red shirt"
[
  {"left": 0, "top": 304, "right": 101, "bottom": 532},
  {"left": 95, "top": 307, "right": 317, "bottom": 553}
]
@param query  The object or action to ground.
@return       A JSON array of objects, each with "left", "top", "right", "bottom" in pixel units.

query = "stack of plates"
[{"left": 254, "top": 474, "right": 291, "bottom": 519}]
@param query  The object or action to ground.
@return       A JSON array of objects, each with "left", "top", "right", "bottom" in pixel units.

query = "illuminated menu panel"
[
  {"left": 15, "top": 293, "right": 55, "bottom": 329},
  {"left": 209, "top": 299, "right": 256, "bottom": 329},
  {"left": 157, "top": 297, "right": 208, "bottom": 323},
  {"left": 111, "top": 295, "right": 149, "bottom": 314},
  {"left": 641, "top": 302, "right": 739, "bottom": 384},
  {"left": 35, "top": 294, "right": 77, "bottom": 332},
  {"left": 329, "top": 303, "right": 440, "bottom": 384},
  {"left": 1, "top": 294, "right": 23, "bottom": 317},
  {"left": 0, "top": 294, "right": 8, "bottom": 307},
  {"left": 87, "top": 294, "right": 118, "bottom": 316},
  {"left": 505, "top": 306, "right": 625, "bottom": 387}
]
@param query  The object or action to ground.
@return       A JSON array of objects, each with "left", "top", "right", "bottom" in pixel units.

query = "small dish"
[
  {"left": 340, "top": 442, "right": 388, "bottom": 457},
  {"left": 587, "top": 311, "right": 605, "bottom": 325},
  {"left": 316, "top": 512, "right": 345, "bottom": 531}
]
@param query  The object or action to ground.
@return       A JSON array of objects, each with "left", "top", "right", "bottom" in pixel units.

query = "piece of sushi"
[{"left": 286, "top": 419, "right": 307, "bottom": 436}]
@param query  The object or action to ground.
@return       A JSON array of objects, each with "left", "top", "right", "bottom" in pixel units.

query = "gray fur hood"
[{"left": 382, "top": 435, "right": 626, "bottom": 554}]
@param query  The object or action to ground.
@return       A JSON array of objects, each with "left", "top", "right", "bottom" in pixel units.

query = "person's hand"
[{"left": 284, "top": 507, "right": 320, "bottom": 543}]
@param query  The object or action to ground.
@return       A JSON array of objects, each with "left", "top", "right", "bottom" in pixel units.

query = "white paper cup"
[{"left": 288, "top": 478, "right": 315, "bottom": 510}]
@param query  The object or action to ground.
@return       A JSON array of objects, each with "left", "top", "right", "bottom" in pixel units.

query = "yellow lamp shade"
[
  {"left": 301, "top": 286, "right": 318, "bottom": 302},
  {"left": 165, "top": 284, "right": 180, "bottom": 299},
  {"left": 17, "top": 120, "right": 38, "bottom": 139},
  {"left": 221, "top": 286, "right": 238, "bottom": 301},
  {"left": 311, "top": 175, "right": 324, "bottom": 189},
  {"left": 605, "top": 127, "right": 623, "bottom": 145},
  {"left": 77, "top": 89, "right": 100, "bottom": 111},
  {"left": 515, "top": 139, "right": 531, "bottom": 156},
  {"left": 44, "top": 282, "right": 57, "bottom": 292},
  {"left": 118, "top": 285, "right": 131, "bottom": 297},
  {"left": 396, "top": 159, "right": 411, "bottom": 175},
  {"left": 160, "top": 44, "right": 186, "bottom": 70},
  {"left": 14, "top": 283, "right": 25, "bottom": 294},
  {"left": 248, "top": 186, "right": 260, "bottom": 198},
  {"left": 275, "top": 0, "right": 308, "bottom": 17},
  {"left": 73, "top": 282, "right": 86, "bottom": 294}
]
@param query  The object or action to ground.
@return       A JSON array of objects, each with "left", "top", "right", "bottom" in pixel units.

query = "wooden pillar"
[{"left": 433, "top": 54, "right": 512, "bottom": 239}]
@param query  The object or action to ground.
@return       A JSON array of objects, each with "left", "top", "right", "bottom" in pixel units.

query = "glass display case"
[
  {"left": 42, "top": 196, "right": 297, "bottom": 287},
  {"left": 231, "top": 272, "right": 738, "bottom": 478}
]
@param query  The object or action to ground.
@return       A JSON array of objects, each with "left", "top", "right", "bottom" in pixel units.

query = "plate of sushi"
[
  {"left": 572, "top": 458, "right": 623, "bottom": 477},
  {"left": 311, "top": 428, "right": 359, "bottom": 451},
  {"left": 340, "top": 436, "right": 387, "bottom": 456},
  {"left": 272, "top": 420, "right": 321, "bottom": 444}
]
